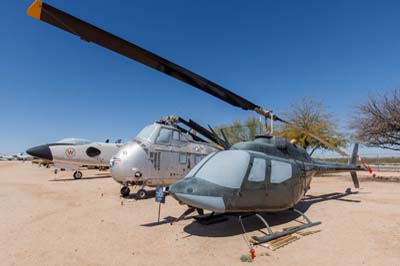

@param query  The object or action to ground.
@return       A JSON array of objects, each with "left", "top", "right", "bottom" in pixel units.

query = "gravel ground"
[{"left": 1, "top": 161, "right": 399, "bottom": 266}]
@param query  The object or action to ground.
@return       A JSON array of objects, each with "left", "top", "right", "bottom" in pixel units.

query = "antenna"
[
  {"left": 270, "top": 112, "right": 274, "bottom": 134},
  {"left": 258, "top": 115, "right": 263, "bottom": 135}
]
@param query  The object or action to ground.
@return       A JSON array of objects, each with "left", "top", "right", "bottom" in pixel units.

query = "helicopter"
[
  {"left": 27, "top": 0, "right": 365, "bottom": 243},
  {"left": 110, "top": 116, "right": 224, "bottom": 199}
]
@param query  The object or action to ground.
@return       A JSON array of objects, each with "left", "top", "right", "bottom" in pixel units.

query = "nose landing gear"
[
  {"left": 119, "top": 183, "right": 148, "bottom": 199},
  {"left": 120, "top": 186, "right": 130, "bottom": 197},
  {"left": 73, "top": 171, "right": 82, "bottom": 180}
]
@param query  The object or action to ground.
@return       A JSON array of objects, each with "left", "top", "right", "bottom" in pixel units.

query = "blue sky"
[{"left": 1, "top": 0, "right": 399, "bottom": 156}]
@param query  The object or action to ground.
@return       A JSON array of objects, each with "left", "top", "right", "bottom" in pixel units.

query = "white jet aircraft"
[{"left": 27, "top": 138, "right": 123, "bottom": 179}]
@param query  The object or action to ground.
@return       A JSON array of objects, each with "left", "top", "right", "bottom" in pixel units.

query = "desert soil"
[{"left": 1, "top": 161, "right": 399, "bottom": 266}]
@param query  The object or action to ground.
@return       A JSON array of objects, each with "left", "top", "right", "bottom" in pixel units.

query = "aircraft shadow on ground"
[
  {"left": 49, "top": 174, "right": 112, "bottom": 182},
  {"left": 181, "top": 188, "right": 360, "bottom": 238}
]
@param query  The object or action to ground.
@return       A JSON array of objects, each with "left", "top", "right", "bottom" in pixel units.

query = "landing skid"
[{"left": 239, "top": 209, "right": 321, "bottom": 244}]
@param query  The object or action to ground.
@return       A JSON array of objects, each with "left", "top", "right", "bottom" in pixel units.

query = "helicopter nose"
[
  {"left": 110, "top": 142, "right": 148, "bottom": 184},
  {"left": 170, "top": 178, "right": 226, "bottom": 212},
  {"left": 26, "top": 145, "right": 53, "bottom": 160}
]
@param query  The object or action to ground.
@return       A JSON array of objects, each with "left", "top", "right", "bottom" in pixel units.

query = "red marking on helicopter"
[
  {"left": 110, "top": 157, "right": 121, "bottom": 167},
  {"left": 357, "top": 155, "right": 376, "bottom": 177}
]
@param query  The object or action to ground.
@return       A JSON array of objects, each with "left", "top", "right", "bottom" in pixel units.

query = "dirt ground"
[{"left": 1, "top": 161, "right": 399, "bottom": 266}]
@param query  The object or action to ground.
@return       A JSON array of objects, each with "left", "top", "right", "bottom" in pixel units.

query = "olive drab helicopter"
[
  {"left": 27, "top": 1, "right": 365, "bottom": 243},
  {"left": 110, "top": 116, "right": 224, "bottom": 199}
]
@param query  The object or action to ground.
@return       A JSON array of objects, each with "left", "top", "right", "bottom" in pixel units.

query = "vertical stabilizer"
[{"left": 349, "top": 143, "right": 360, "bottom": 188}]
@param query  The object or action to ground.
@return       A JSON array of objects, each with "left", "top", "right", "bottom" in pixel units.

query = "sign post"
[{"left": 155, "top": 186, "right": 166, "bottom": 224}]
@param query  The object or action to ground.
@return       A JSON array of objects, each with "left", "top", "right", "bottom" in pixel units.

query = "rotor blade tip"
[{"left": 27, "top": 0, "right": 42, "bottom": 20}]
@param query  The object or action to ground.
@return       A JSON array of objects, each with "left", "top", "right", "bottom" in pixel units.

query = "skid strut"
[{"left": 239, "top": 209, "right": 321, "bottom": 244}]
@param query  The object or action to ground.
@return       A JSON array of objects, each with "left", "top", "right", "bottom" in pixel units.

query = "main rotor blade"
[
  {"left": 27, "top": 0, "right": 350, "bottom": 158},
  {"left": 177, "top": 117, "right": 227, "bottom": 149},
  {"left": 27, "top": 0, "right": 260, "bottom": 111}
]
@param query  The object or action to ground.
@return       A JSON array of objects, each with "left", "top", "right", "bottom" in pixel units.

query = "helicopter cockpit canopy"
[
  {"left": 135, "top": 124, "right": 159, "bottom": 143},
  {"left": 185, "top": 149, "right": 294, "bottom": 189},
  {"left": 134, "top": 123, "right": 194, "bottom": 144},
  {"left": 56, "top": 138, "right": 92, "bottom": 145},
  {"left": 185, "top": 150, "right": 251, "bottom": 189}
]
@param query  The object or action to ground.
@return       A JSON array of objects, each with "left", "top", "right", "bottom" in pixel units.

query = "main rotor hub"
[{"left": 254, "top": 107, "right": 272, "bottom": 117}]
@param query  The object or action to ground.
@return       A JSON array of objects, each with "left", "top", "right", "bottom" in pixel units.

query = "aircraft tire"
[
  {"left": 120, "top": 186, "right": 130, "bottom": 197},
  {"left": 73, "top": 171, "right": 82, "bottom": 180},
  {"left": 137, "top": 189, "right": 147, "bottom": 200}
]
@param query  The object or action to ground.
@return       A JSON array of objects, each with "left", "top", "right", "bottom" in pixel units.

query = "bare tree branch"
[{"left": 351, "top": 89, "right": 400, "bottom": 151}]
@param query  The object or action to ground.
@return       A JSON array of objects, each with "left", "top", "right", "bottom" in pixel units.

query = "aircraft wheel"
[
  {"left": 137, "top": 189, "right": 147, "bottom": 200},
  {"left": 73, "top": 171, "right": 83, "bottom": 180},
  {"left": 120, "top": 186, "right": 130, "bottom": 197}
]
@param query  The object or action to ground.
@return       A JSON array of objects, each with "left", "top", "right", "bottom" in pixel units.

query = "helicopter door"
[
  {"left": 154, "top": 128, "right": 173, "bottom": 180},
  {"left": 234, "top": 157, "right": 269, "bottom": 210},
  {"left": 171, "top": 131, "right": 192, "bottom": 177},
  {"left": 265, "top": 159, "right": 295, "bottom": 209}
]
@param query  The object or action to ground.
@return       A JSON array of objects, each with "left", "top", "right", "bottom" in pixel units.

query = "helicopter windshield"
[
  {"left": 189, "top": 150, "right": 250, "bottom": 189},
  {"left": 135, "top": 124, "right": 159, "bottom": 142}
]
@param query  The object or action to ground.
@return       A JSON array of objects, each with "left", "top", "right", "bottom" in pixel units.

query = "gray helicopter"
[
  {"left": 27, "top": 1, "right": 364, "bottom": 243},
  {"left": 110, "top": 116, "right": 223, "bottom": 199}
]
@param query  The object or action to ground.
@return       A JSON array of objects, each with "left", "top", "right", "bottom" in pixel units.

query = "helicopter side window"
[
  {"left": 179, "top": 153, "right": 187, "bottom": 164},
  {"left": 248, "top": 158, "right": 266, "bottom": 182},
  {"left": 173, "top": 131, "right": 180, "bottom": 141},
  {"left": 172, "top": 131, "right": 189, "bottom": 142},
  {"left": 179, "top": 133, "right": 188, "bottom": 142},
  {"left": 271, "top": 160, "right": 292, "bottom": 183},
  {"left": 156, "top": 128, "right": 172, "bottom": 144}
]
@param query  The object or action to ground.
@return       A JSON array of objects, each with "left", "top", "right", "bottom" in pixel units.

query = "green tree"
[
  {"left": 214, "top": 98, "right": 348, "bottom": 154},
  {"left": 246, "top": 116, "right": 262, "bottom": 140},
  {"left": 275, "top": 98, "right": 347, "bottom": 152}
]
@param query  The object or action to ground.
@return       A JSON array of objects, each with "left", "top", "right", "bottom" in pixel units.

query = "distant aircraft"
[
  {"left": 0, "top": 154, "right": 14, "bottom": 161},
  {"left": 14, "top": 153, "right": 33, "bottom": 161},
  {"left": 110, "top": 116, "right": 223, "bottom": 198},
  {"left": 27, "top": 138, "right": 123, "bottom": 179}
]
